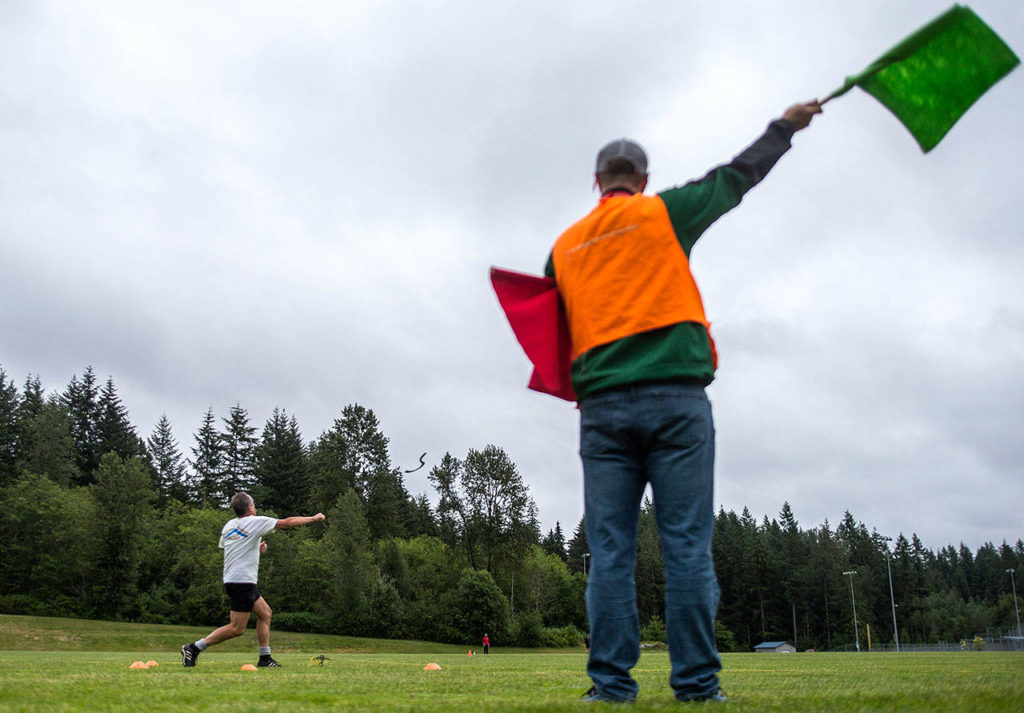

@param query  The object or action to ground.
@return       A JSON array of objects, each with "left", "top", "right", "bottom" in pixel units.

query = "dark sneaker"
[
  {"left": 257, "top": 657, "right": 282, "bottom": 668},
  {"left": 582, "top": 686, "right": 634, "bottom": 703},
  {"left": 678, "top": 687, "right": 728, "bottom": 703},
  {"left": 180, "top": 643, "right": 200, "bottom": 668}
]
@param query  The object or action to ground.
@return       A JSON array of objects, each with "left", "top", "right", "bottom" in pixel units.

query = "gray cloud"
[{"left": 2, "top": 0, "right": 1022, "bottom": 551}]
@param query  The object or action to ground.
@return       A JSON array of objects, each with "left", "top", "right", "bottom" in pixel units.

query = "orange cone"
[
  {"left": 423, "top": 662, "right": 442, "bottom": 670},
  {"left": 468, "top": 649, "right": 473, "bottom": 657},
  {"left": 129, "top": 661, "right": 149, "bottom": 669},
  {"left": 240, "top": 664, "right": 258, "bottom": 671},
  {"left": 145, "top": 660, "right": 159, "bottom": 667}
]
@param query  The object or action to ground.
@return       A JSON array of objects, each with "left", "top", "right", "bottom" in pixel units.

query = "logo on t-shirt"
[{"left": 223, "top": 528, "right": 249, "bottom": 543}]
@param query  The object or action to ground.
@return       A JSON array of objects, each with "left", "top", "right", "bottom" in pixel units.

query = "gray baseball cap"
[{"left": 596, "top": 138, "right": 648, "bottom": 174}]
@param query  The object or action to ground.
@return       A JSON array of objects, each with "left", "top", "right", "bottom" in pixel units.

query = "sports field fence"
[{"left": 828, "top": 627, "right": 1024, "bottom": 653}]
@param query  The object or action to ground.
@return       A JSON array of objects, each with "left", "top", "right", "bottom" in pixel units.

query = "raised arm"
[
  {"left": 275, "top": 513, "right": 326, "bottom": 530},
  {"left": 659, "top": 99, "right": 822, "bottom": 253}
]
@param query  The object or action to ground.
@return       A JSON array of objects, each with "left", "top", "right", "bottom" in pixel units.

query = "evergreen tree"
[
  {"left": 635, "top": 499, "right": 665, "bottom": 627},
  {"left": 255, "top": 408, "right": 310, "bottom": 515},
  {"left": 809, "top": 519, "right": 846, "bottom": 650},
  {"left": 779, "top": 501, "right": 798, "bottom": 531},
  {"left": 218, "top": 404, "right": 258, "bottom": 503},
  {"left": 189, "top": 407, "right": 222, "bottom": 506},
  {"left": 96, "top": 377, "right": 145, "bottom": 461},
  {"left": 17, "top": 398, "right": 79, "bottom": 487},
  {"left": 13, "top": 375, "right": 45, "bottom": 475},
  {"left": 308, "top": 427, "right": 350, "bottom": 515},
  {"left": 974, "top": 542, "right": 1004, "bottom": 605},
  {"left": 891, "top": 534, "right": 915, "bottom": 640},
  {"left": 378, "top": 538, "right": 412, "bottom": 599},
  {"left": 365, "top": 465, "right": 410, "bottom": 541},
  {"left": 566, "top": 517, "right": 589, "bottom": 574},
  {"left": 541, "top": 521, "right": 567, "bottom": 561},
  {"left": 406, "top": 492, "right": 438, "bottom": 538},
  {"left": 60, "top": 367, "right": 101, "bottom": 485},
  {"left": 18, "top": 375, "right": 44, "bottom": 422},
  {"left": 712, "top": 507, "right": 743, "bottom": 644},
  {"left": 147, "top": 415, "right": 188, "bottom": 504},
  {"left": 777, "top": 502, "right": 809, "bottom": 646},
  {"left": 90, "top": 453, "right": 153, "bottom": 618},
  {"left": 733, "top": 507, "right": 764, "bottom": 648},
  {"left": 324, "top": 489, "right": 375, "bottom": 634},
  {"left": 763, "top": 532, "right": 784, "bottom": 640},
  {"left": 959, "top": 543, "right": 979, "bottom": 600},
  {"left": 0, "top": 367, "right": 20, "bottom": 487}
]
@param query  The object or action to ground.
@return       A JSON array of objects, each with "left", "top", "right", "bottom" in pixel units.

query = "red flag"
[{"left": 490, "top": 267, "right": 576, "bottom": 402}]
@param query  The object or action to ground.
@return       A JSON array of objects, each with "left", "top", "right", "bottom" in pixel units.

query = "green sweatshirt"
[{"left": 545, "top": 119, "right": 797, "bottom": 400}]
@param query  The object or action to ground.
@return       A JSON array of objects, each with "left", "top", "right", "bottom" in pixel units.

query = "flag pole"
[{"left": 820, "top": 91, "right": 839, "bottom": 107}]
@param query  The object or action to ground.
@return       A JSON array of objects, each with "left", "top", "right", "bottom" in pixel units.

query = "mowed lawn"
[
  {"left": 2, "top": 650, "right": 1023, "bottom": 712},
  {"left": 0, "top": 618, "right": 1022, "bottom": 712}
]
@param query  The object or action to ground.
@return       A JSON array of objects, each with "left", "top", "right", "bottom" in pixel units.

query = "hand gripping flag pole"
[{"left": 821, "top": 4, "right": 1018, "bottom": 152}]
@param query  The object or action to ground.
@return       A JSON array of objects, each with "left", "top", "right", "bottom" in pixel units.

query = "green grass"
[
  {"left": 0, "top": 614, "right": 467, "bottom": 654},
  {"left": 1, "top": 616, "right": 1022, "bottom": 712}
]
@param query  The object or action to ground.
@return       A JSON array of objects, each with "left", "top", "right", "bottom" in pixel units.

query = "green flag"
[{"left": 827, "top": 5, "right": 1019, "bottom": 152}]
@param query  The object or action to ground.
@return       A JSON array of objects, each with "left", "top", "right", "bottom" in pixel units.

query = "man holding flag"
[
  {"left": 490, "top": 3, "right": 1016, "bottom": 704},
  {"left": 547, "top": 101, "right": 820, "bottom": 703}
]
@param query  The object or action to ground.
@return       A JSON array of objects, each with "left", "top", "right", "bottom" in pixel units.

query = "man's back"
[{"left": 219, "top": 515, "right": 277, "bottom": 584}]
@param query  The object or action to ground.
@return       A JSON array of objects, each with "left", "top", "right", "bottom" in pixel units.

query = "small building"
[{"left": 754, "top": 641, "right": 797, "bottom": 653}]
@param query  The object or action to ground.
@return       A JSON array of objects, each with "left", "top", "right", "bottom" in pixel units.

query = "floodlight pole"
[
  {"left": 882, "top": 537, "right": 900, "bottom": 653},
  {"left": 582, "top": 552, "right": 590, "bottom": 577},
  {"left": 843, "top": 570, "right": 860, "bottom": 652},
  {"left": 1008, "top": 568, "right": 1022, "bottom": 637}
]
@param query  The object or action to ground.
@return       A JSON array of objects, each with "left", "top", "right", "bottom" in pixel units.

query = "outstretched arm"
[
  {"left": 659, "top": 99, "right": 823, "bottom": 253},
  {"left": 275, "top": 513, "right": 326, "bottom": 530}
]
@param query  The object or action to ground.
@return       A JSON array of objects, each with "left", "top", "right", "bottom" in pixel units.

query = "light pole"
[
  {"left": 843, "top": 570, "right": 860, "bottom": 652},
  {"left": 582, "top": 552, "right": 590, "bottom": 577},
  {"left": 1007, "top": 568, "right": 1022, "bottom": 637},
  {"left": 882, "top": 537, "right": 900, "bottom": 653}
]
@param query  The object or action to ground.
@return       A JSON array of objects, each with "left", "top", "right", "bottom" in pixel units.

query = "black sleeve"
[
  {"left": 724, "top": 118, "right": 796, "bottom": 188},
  {"left": 658, "top": 119, "right": 797, "bottom": 254}
]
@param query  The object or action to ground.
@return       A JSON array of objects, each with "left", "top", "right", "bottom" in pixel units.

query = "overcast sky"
[{"left": 2, "top": 1, "right": 1021, "bottom": 553}]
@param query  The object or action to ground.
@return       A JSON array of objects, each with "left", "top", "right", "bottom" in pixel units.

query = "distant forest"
[{"left": 1, "top": 365, "right": 1021, "bottom": 650}]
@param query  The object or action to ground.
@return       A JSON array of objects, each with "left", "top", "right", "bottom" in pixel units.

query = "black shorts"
[{"left": 224, "top": 583, "right": 262, "bottom": 613}]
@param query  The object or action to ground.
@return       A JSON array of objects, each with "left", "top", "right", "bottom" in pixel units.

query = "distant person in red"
[{"left": 483, "top": 634, "right": 490, "bottom": 654}]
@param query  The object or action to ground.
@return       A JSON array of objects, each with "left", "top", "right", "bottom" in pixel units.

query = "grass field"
[
  {"left": 1, "top": 616, "right": 1022, "bottom": 712},
  {"left": 0, "top": 614, "right": 469, "bottom": 654}
]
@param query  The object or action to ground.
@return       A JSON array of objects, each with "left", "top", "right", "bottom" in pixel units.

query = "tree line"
[{"left": 0, "top": 365, "right": 1021, "bottom": 649}]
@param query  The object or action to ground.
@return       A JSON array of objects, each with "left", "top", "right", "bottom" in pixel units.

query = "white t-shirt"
[{"left": 219, "top": 515, "right": 278, "bottom": 584}]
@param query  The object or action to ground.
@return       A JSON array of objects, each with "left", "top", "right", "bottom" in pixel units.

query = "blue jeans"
[{"left": 580, "top": 383, "right": 721, "bottom": 702}]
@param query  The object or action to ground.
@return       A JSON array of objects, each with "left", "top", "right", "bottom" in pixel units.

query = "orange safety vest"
[{"left": 552, "top": 193, "right": 714, "bottom": 363}]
